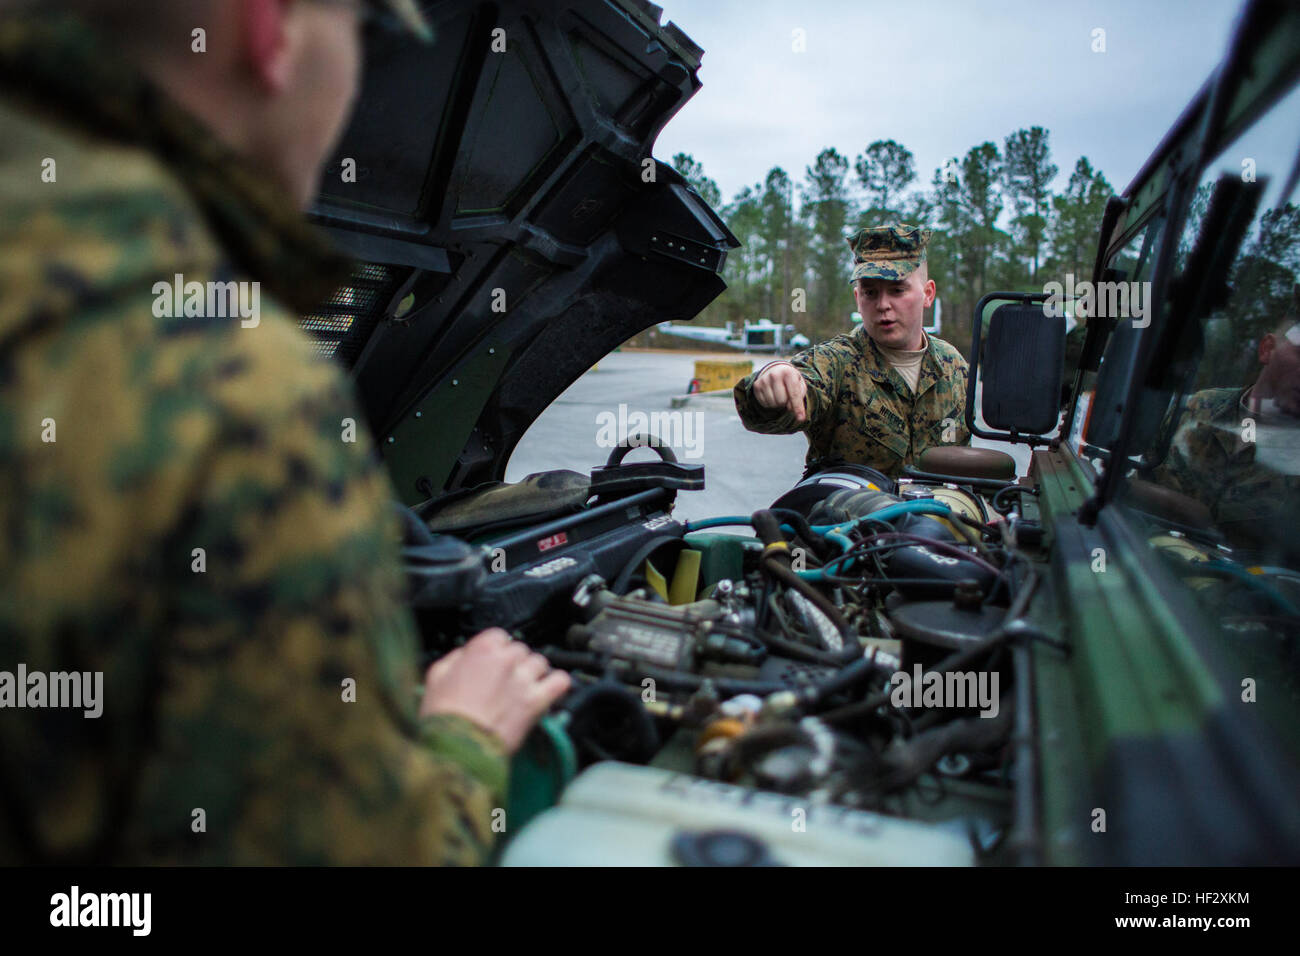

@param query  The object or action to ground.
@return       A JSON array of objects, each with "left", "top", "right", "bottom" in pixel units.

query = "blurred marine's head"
[
  {"left": 22, "top": 0, "right": 429, "bottom": 208},
  {"left": 1256, "top": 311, "right": 1300, "bottom": 419}
]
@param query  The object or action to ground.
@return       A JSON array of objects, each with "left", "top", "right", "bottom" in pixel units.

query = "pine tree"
[
  {"left": 1003, "top": 127, "right": 1058, "bottom": 284},
  {"left": 1046, "top": 157, "right": 1112, "bottom": 283},
  {"left": 671, "top": 152, "right": 722, "bottom": 208},
  {"left": 759, "top": 167, "right": 801, "bottom": 324},
  {"left": 854, "top": 139, "right": 917, "bottom": 224},
  {"left": 801, "top": 148, "right": 855, "bottom": 340}
]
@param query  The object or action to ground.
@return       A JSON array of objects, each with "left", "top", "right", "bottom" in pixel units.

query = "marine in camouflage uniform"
[
  {"left": 1146, "top": 386, "right": 1300, "bottom": 550},
  {"left": 734, "top": 224, "right": 970, "bottom": 479},
  {"left": 0, "top": 11, "right": 507, "bottom": 864}
]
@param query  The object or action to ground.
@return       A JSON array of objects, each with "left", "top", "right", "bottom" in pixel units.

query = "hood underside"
[{"left": 306, "top": 0, "right": 738, "bottom": 504}]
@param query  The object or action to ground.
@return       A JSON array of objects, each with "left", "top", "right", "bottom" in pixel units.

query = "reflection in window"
[
  {"left": 1139, "top": 83, "right": 1300, "bottom": 551},
  {"left": 1117, "top": 81, "right": 1300, "bottom": 732}
]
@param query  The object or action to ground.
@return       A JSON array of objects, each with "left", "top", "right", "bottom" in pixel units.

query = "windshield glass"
[{"left": 1114, "top": 79, "right": 1300, "bottom": 727}]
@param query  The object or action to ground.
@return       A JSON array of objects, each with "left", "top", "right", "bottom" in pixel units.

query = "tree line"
[{"left": 656, "top": 130, "right": 1113, "bottom": 357}]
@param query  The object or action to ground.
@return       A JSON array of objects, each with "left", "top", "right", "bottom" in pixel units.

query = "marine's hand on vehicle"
[
  {"left": 421, "top": 628, "right": 571, "bottom": 753},
  {"left": 754, "top": 362, "right": 808, "bottom": 424}
]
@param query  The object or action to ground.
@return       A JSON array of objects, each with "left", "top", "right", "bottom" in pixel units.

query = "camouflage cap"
[
  {"left": 367, "top": 0, "right": 434, "bottom": 42},
  {"left": 847, "top": 223, "right": 932, "bottom": 284}
]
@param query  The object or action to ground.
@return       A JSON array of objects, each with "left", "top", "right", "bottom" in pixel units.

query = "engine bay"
[{"left": 402, "top": 441, "right": 1047, "bottom": 864}]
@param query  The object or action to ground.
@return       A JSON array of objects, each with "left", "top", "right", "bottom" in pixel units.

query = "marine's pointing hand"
[{"left": 753, "top": 362, "right": 809, "bottom": 424}]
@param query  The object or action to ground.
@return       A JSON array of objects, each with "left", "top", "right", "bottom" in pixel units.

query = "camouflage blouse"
[{"left": 734, "top": 325, "right": 971, "bottom": 479}]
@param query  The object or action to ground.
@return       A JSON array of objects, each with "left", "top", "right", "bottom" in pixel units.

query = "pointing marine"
[{"left": 735, "top": 223, "right": 971, "bottom": 479}]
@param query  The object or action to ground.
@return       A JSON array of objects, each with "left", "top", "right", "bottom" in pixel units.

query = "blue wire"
[
  {"left": 683, "top": 516, "right": 758, "bottom": 532},
  {"left": 1204, "top": 559, "right": 1300, "bottom": 616},
  {"left": 685, "top": 501, "right": 953, "bottom": 537},
  {"left": 684, "top": 501, "right": 954, "bottom": 580},
  {"left": 809, "top": 500, "right": 953, "bottom": 535}
]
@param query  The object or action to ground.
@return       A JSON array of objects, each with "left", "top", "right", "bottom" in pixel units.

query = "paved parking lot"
[{"left": 506, "top": 348, "right": 1029, "bottom": 525}]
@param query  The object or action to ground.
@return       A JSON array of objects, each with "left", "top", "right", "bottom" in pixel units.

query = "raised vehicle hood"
[{"left": 306, "top": 0, "right": 738, "bottom": 504}]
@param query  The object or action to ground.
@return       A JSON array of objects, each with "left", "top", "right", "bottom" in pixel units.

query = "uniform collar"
[
  {"left": 0, "top": 14, "right": 351, "bottom": 314},
  {"left": 856, "top": 325, "right": 941, "bottom": 397}
]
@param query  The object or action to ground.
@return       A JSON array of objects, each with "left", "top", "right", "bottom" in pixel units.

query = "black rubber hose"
[
  {"left": 992, "top": 484, "right": 1037, "bottom": 516},
  {"left": 762, "top": 558, "right": 860, "bottom": 664},
  {"left": 540, "top": 647, "right": 874, "bottom": 704},
  {"left": 630, "top": 664, "right": 790, "bottom": 697},
  {"left": 797, "top": 653, "right": 886, "bottom": 708},
  {"left": 836, "top": 702, "right": 1014, "bottom": 798},
  {"left": 751, "top": 509, "right": 785, "bottom": 547},
  {"left": 760, "top": 629, "right": 861, "bottom": 667},
  {"left": 563, "top": 681, "right": 660, "bottom": 764},
  {"left": 752, "top": 509, "right": 858, "bottom": 658},
  {"left": 818, "top": 630, "right": 1013, "bottom": 727},
  {"left": 766, "top": 508, "right": 836, "bottom": 562}
]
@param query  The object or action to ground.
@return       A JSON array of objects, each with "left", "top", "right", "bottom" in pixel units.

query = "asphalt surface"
[{"left": 506, "top": 349, "right": 1030, "bottom": 525}]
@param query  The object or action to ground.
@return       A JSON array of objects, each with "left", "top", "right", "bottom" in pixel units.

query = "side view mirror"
[{"left": 965, "top": 292, "right": 1066, "bottom": 446}]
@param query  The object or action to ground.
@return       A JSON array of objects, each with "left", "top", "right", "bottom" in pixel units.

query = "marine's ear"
[
  {"left": 241, "top": 0, "right": 296, "bottom": 94},
  {"left": 1259, "top": 332, "right": 1277, "bottom": 365},
  {"left": 920, "top": 275, "right": 936, "bottom": 308}
]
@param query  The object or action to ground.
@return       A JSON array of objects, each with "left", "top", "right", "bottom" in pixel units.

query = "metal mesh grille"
[{"left": 299, "top": 262, "right": 407, "bottom": 368}]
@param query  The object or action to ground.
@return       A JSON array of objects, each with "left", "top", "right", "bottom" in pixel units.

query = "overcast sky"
[{"left": 654, "top": 0, "right": 1245, "bottom": 208}]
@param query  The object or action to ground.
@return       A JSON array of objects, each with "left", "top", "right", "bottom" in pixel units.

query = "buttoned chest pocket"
[
  {"left": 922, "top": 408, "right": 968, "bottom": 448},
  {"left": 841, "top": 380, "right": 910, "bottom": 461}
]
